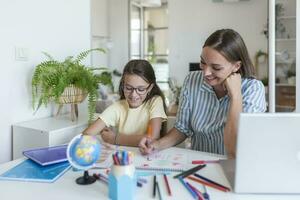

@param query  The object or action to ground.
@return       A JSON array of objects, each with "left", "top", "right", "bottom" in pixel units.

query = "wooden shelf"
[
  {"left": 276, "top": 83, "right": 295, "bottom": 87},
  {"left": 276, "top": 38, "right": 296, "bottom": 42},
  {"left": 277, "top": 15, "right": 296, "bottom": 20}
]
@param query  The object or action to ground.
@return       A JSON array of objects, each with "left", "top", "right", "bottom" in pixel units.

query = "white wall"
[
  {"left": 0, "top": 0, "right": 91, "bottom": 163},
  {"left": 168, "top": 0, "right": 268, "bottom": 84}
]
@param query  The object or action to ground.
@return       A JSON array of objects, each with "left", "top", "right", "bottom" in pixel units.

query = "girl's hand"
[
  {"left": 224, "top": 73, "right": 242, "bottom": 99},
  {"left": 100, "top": 127, "right": 116, "bottom": 144},
  {"left": 138, "top": 137, "right": 155, "bottom": 155}
]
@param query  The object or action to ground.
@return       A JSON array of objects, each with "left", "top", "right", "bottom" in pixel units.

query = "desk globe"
[{"left": 67, "top": 134, "right": 101, "bottom": 185}]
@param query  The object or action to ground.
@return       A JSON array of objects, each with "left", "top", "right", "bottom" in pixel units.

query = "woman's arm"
[
  {"left": 82, "top": 118, "right": 106, "bottom": 135},
  {"left": 223, "top": 73, "right": 242, "bottom": 158},
  {"left": 101, "top": 117, "right": 164, "bottom": 147},
  {"left": 139, "top": 127, "right": 186, "bottom": 155}
]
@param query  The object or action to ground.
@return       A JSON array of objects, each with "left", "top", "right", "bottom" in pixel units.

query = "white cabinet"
[{"left": 12, "top": 115, "right": 88, "bottom": 159}]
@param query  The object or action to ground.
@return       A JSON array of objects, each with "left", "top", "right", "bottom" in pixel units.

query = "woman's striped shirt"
[{"left": 174, "top": 71, "right": 266, "bottom": 155}]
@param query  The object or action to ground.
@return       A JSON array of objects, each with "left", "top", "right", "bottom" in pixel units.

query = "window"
[{"left": 129, "top": 1, "right": 169, "bottom": 91}]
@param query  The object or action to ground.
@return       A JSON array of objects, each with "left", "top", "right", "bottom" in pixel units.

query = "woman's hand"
[
  {"left": 224, "top": 73, "right": 242, "bottom": 99},
  {"left": 100, "top": 127, "right": 116, "bottom": 144},
  {"left": 138, "top": 137, "right": 156, "bottom": 155}
]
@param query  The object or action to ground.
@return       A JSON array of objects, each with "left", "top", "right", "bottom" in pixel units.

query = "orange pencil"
[
  {"left": 146, "top": 124, "right": 153, "bottom": 161},
  {"left": 147, "top": 124, "right": 153, "bottom": 138}
]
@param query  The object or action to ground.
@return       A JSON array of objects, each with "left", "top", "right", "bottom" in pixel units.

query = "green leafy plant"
[{"left": 32, "top": 48, "right": 113, "bottom": 122}]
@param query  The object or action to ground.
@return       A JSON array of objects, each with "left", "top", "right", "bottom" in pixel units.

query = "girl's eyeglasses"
[{"left": 123, "top": 84, "right": 151, "bottom": 95}]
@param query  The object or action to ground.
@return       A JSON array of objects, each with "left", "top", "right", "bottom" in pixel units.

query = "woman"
[{"left": 139, "top": 29, "right": 266, "bottom": 158}]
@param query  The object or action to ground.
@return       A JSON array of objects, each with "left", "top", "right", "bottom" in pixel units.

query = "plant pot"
[
  {"left": 59, "top": 85, "right": 88, "bottom": 104},
  {"left": 57, "top": 85, "right": 88, "bottom": 121}
]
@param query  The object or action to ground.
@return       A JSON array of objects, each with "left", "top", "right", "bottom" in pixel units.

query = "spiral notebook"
[{"left": 135, "top": 151, "right": 190, "bottom": 172}]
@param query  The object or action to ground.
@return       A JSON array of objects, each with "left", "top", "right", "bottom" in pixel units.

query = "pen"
[
  {"left": 163, "top": 174, "right": 172, "bottom": 196},
  {"left": 173, "top": 164, "right": 206, "bottom": 179},
  {"left": 178, "top": 177, "right": 198, "bottom": 199},
  {"left": 156, "top": 181, "right": 163, "bottom": 200},
  {"left": 153, "top": 175, "right": 157, "bottom": 198},
  {"left": 187, "top": 176, "right": 229, "bottom": 192},
  {"left": 186, "top": 181, "right": 205, "bottom": 200},
  {"left": 203, "top": 185, "right": 210, "bottom": 200},
  {"left": 193, "top": 173, "right": 230, "bottom": 191},
  {"left": 93, "top": 173, "right": 108, "bottom": 184}
]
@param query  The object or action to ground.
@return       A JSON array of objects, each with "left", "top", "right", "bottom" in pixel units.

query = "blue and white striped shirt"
[{"left": 174, "top": 71, "right": 266, "bottom": 155}]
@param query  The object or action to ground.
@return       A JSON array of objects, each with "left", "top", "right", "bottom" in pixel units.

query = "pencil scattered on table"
[
  {"left": 193, "top": 173, "right": 230, "bottom": 192},
  {"left": 163, "top": 174, "right": 172, "bottom": 196},
  {"left": 156, "top": 181, "right": 163, "bottom": 200},
  {"left": 187, "top": 175, "right": 230, "bottom": 192},
  {"left": 173, "top": 164, "right": 206, "bottom": 179},
  {"left": 186, "top": 181, "right": 205, "bottom": 200},
  {"left": 203, "top": 185, "right": 210, "bottom": 200},
  {"left": 153, "top": 175, "right": 157, "bottom": 198},
  {"left": 93, "top": 173, "right": 108, "bottom": 184},
  {"left": 178, "top": 177, "right": 198, "bottom": 199},
  {"left": 191, "top": 160, "right": 220, "bottom": 165}
]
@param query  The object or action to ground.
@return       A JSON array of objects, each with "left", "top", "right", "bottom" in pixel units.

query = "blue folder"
[
  {"left": 0, "top": 159, "right": 70, "bottom": 183},
  {"left": 23, "top": 144, "right": 68, "bottom": 166}
]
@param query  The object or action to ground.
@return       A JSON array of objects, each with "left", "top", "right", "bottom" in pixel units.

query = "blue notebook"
[
  {"left": 0, "top": 159, "right": 70, "bottom": 183},
  {"left": 23, "top": 144, "right": 68, "bottom": 166}
]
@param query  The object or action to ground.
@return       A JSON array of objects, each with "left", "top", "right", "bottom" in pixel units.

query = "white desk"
[{"left": 0, "top": 147, "right": 299, "bottom": 200}]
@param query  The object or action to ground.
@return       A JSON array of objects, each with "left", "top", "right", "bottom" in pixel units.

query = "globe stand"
[{"left": 76, "top": 170, "right": 96, "bottom": 185}]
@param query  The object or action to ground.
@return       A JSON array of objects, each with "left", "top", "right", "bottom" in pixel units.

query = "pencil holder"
[{"left": 108, "top": 164, "right": 136, "bottom": 200}]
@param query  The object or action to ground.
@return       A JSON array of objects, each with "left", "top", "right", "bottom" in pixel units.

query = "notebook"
[
  {"left": 0, "top": 159, "right": 70, "bottom": 183},
  {"left": 135, "top": 151, "right": 190, "bottom": 172},
  {"left": 23, "top": 144, "right": 68, "bottom": 166}
]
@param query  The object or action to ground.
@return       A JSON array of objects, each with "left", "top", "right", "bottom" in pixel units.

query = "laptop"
[{"left": 221, "top": 113, "right": 300, "bottom": 194}]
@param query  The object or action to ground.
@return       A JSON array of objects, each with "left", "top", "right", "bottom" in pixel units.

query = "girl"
[
  {"left": 139, "top": 29, "right": 266, "bottom": 158},
  {"left": 83, "top": 59, "right": 167, "bottom": 147}
]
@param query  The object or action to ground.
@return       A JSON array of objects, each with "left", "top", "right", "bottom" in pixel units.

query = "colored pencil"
[
  {"left": 153, "top": 175, "right": 157, "bottom": 198},
  {"left": 93, "top": 173, "right": 108, "bottom": 184},
  {"left": 147, "top": 124, "right": 153, "bottom": 138},
  {"left": 146, "top": 124, "right": 153, "bottom": 161},
  {"left": 173, "top": 164, "right": 206, "bottom": 179},
  {"left": 178, "top": 177, "right": 198, "bottom": 199},
  {"left": 186, "top": 181, "right": 205, "bottom": 200},
  {"left": 163, "top": 174, "right": 172, "bottom": 196},
  {"left": 156, "top": 182, "right": 163, "bottom": 200},
  {"left": 193, "top": 173, "right": 230, "bottom": 191},
  {"left": 191, "top": 160, "right": 219, "bottom": 165},
  {"left": 203, "top": 185, "right": 210, "bottom": 200},
  {"left": 187, "top": 176, "right": 229, "bottom": 192}
]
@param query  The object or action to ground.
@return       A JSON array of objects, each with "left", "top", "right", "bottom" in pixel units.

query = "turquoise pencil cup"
[{"left": 108, "top": 164, "right": 136, "bottom": 200}]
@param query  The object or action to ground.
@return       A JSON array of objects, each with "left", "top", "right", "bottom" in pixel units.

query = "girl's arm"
[
  {"left": 223, "top": 73, "right": 242, "bottom": 159},
  {"left": 102, "top": 117, "right": 163, "bottom": 147},
  {"left": 82, "top": 118, "right": 106, "bottom": 135}
]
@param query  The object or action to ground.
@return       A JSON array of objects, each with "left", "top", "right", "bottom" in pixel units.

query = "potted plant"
[{"left": 32, "top": 48, "right": 113, "bottom": 122}]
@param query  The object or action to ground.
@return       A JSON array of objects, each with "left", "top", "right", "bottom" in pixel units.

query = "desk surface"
[{"left": 0, "top": 147, "right": 299, "bottom": 200}]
